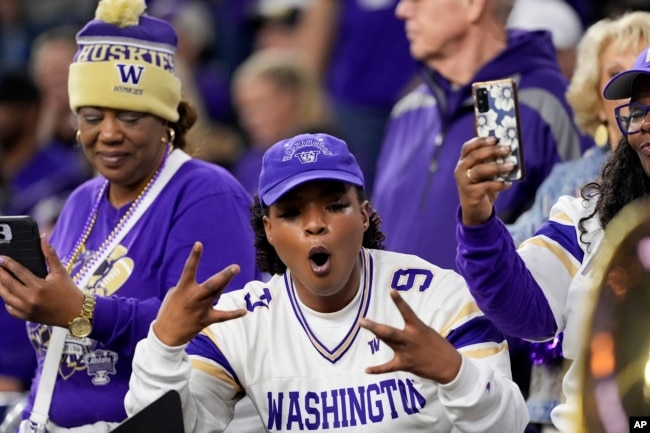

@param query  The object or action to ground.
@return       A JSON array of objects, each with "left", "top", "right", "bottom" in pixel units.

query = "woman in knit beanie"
[{"left": 0, "top": 1, "right": 258, "bottom": 431}]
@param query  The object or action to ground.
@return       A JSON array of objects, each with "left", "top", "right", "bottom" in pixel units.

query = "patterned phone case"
[{"left": 472, "top": 78, "right": 525, "bottom": 181}]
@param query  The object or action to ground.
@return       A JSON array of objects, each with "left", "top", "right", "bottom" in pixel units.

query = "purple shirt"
[
  {"left": 23, "top": 155, "right": 257, "bottom": 427},
  {"left": 326, "top": 0, "right": 416, "bottom": 108}
]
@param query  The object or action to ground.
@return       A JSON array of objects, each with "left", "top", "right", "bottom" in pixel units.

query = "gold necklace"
[{"left": 64, "top": 145, "right": 173, "bottom": 284}]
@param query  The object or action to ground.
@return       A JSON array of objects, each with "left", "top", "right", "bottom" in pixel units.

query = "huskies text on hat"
[
  {"left": 68, "top": 0, "right": 181, "bottom": 121},
  {"left": 258, "top": 133, "right": 365, "bottom": 206}
]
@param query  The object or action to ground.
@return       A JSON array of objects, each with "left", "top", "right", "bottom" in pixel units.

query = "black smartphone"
[
  {"left": 0, "top": 216, "right": 47, "bottom": 278},
  {"left": 472, "top": 78, "right": 525, "bottom": 181}
]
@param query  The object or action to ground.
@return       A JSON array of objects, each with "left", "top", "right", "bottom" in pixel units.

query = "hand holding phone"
[
  {"left": 472, "top": 78, "right": 525, "bottom": 182},
  {"left": 0, "top": 216, "right": 47, "bottom": 278}
]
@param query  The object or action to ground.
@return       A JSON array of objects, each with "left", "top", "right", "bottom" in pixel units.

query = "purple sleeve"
[
  {"left": 92, "top": 295, "right": 160, "bottom": 357},
  {"left": 92, "top": 191, "right": 256, "bottom": 356},
  {"left": 455, "top": 207, "right": 557, "bottom": 339}
]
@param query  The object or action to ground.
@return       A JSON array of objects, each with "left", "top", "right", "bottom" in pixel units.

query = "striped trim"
[
  {"left": 524, "top": 237, "right": 580, "bottom": 278},
  {"left": 447, "top": 316, "right": 507, "bottom": 350},
  {"left": 201, "top": 327, "right": 219, "bottom": 346},
  {"left": 76, "top": 36, "right": 176, "bottom": 54},
  {"left": 518, "top": 87, "right": 583, "bottom": 161},
  {"left": 188, "top": 332, "right": 241, "bottom": 388},
  {"left": 190, "top": 359, "right": 242, "bottom": 392},
  {"left": 550, "top": 211, "right": 573, "bottom": 224},
  {"left": 286, "top": 249, "right": 373, "bottom": 364},
  {"left": 528, "top": 218, "right": 584, "bottom": 264},
  {"left": 390, "top": 88, "right": 436, "bottom": 118},
  {"left": 460, "top": 341, "right": 509, "bottom": 359},
  {"left": 438, "top": 301, "right": 481, "bottom": 338}
]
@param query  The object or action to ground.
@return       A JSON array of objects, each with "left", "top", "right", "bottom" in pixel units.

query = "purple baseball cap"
[
  {"left": 258, "top": 133, "right": 365, "bottom": 206},
  {"left": 604, "top": 46, "right": 650, "bottom": 100}
]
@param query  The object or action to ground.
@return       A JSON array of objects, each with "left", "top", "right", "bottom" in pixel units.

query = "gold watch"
[{"left": 68, "top": 294, "right": 96, "bottom": 338}]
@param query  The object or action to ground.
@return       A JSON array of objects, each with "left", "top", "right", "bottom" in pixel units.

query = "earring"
[
  {"left": 594, "top": 123, "right": 609, "bottom": 148},
  {"left": 76, "top": 130, "right": 81, "bottom": 143},
  {"left": 163, "top": 128, "right": 176, "bottom": 145}
]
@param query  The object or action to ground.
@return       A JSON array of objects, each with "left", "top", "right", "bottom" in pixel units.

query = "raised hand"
[
  {"left": 454, "top": 136, "right": 514, "bottom": 226},
  {"left": 359, "top": 290, "right": 462, "bottom": 384},
  {"left": 153, "top": 242, "right": 247, "bottom": 347}
]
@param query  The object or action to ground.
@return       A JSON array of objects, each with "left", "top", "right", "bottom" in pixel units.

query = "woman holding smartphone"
[
  {"left": 454, "top": 35, "right": 650, "bottom": 433},
  {"left": 0, "top": 0, "right": 257, "bottom": 431}
]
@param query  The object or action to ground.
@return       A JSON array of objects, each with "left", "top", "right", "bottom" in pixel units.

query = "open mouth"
[
  {"left": 309, "top": 246, "right": 331, "bottom": 275},
  {"left": 311, "top": 252, "right": 329, "bottom": 266}
]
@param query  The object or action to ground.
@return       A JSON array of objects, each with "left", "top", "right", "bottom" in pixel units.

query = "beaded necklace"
[{"left": 64, "top": 144, "right": 173, "bottom": 285}]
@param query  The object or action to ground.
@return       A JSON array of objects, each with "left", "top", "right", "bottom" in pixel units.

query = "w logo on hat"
[
  {"left": 116, "top": 64, "right": 145, "bottom": 85},
  {"left": 296, "top": 150, "right": 320, "bottom": 163}
]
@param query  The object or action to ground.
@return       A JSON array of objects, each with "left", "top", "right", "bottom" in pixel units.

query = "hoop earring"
[
  {"left": 167, "top": 128, "right": 176, "bottom": 145},
  {"left": 76, "top": 130, "right": 82, "bottom": 145}
]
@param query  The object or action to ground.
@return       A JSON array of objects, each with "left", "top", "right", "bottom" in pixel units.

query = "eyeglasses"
[{"left": 614, "top": 102, "right": 650, "bottom": 135}]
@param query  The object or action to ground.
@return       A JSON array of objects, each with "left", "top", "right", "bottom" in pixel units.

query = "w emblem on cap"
[
  {"left": 296, "top": 150, "right": 320, "bottom": 163},
  {"left": 116, "top": 64, "right": 145, "bottom": 85}
]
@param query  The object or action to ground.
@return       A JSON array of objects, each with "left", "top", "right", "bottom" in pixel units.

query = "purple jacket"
[{"left": 373, "top": 29, "right": 593, "bottom": 270}]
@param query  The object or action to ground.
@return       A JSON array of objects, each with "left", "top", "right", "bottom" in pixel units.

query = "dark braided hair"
[
  {"left": 578, "top": 135, "right": 650, "bottom": 244},
  {"left": 251, "top": 186, "right": 386, "bottom": 275}
]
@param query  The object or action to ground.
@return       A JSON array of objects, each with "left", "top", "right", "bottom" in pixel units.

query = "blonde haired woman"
[
  {"left": 231, "top": 48, "right": 334, "bottom": 195},
  {"left": 508, "top": 11, "right": 650, "bottom": 247}
]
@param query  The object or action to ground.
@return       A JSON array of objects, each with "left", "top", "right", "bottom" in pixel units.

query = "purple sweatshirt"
[
  {"left": 23, "top": 156, "right": 257, "bottom": 427},
  {"left": 372, "top": 29, "right": 593, "bottom": 271}
]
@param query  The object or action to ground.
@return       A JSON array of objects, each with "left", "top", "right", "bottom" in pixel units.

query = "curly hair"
[
  {"left": 578, "top": 137, "right": 650, "bottom": 244},
  {"left": 250, "top": 187, "right": 386, "bottom": 275},
  {"left": 168, "top": 100, "right": 198, "bottom": 150}
]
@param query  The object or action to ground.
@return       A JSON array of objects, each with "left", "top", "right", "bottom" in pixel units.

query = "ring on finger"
[{"left": 466, "top": 168, "right": 476, "bottom": 183}]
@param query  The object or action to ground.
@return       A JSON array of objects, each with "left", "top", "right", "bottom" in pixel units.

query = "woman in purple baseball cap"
[
  {"left": 454, "top": 44, "right": 650, "bottom": 432},
  {"left": 125, "top": 132, "right": 529, "bottom": 432}
]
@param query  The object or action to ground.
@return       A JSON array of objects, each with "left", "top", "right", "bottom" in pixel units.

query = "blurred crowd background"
[
  {"left": 0, "top": 0, "right": 646, "bottom": 220},
  {"left": 1, "top": 0, "right": 650, "bottom": 429}
]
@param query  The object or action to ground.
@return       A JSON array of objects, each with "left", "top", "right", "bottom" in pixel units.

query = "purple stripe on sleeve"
[
  {"left": 534, "top": 219, "right": 584, "bottom": 264},
  {"left": 446, "top": 316, "right": 506, "bottom": 350},
  {"left": 186, "top": 333, "right": 241, "bottom": 388},
  {"left": 456, "top": 207, "right": 557, "bottom": 339}
]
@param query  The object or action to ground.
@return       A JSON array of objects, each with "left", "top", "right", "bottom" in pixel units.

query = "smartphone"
[
  {"left": 0, "top": 216, "right": 47, "bottom": 278},
  {"left": 472, "top": 78, "right": 525, "bottom": 181}
]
